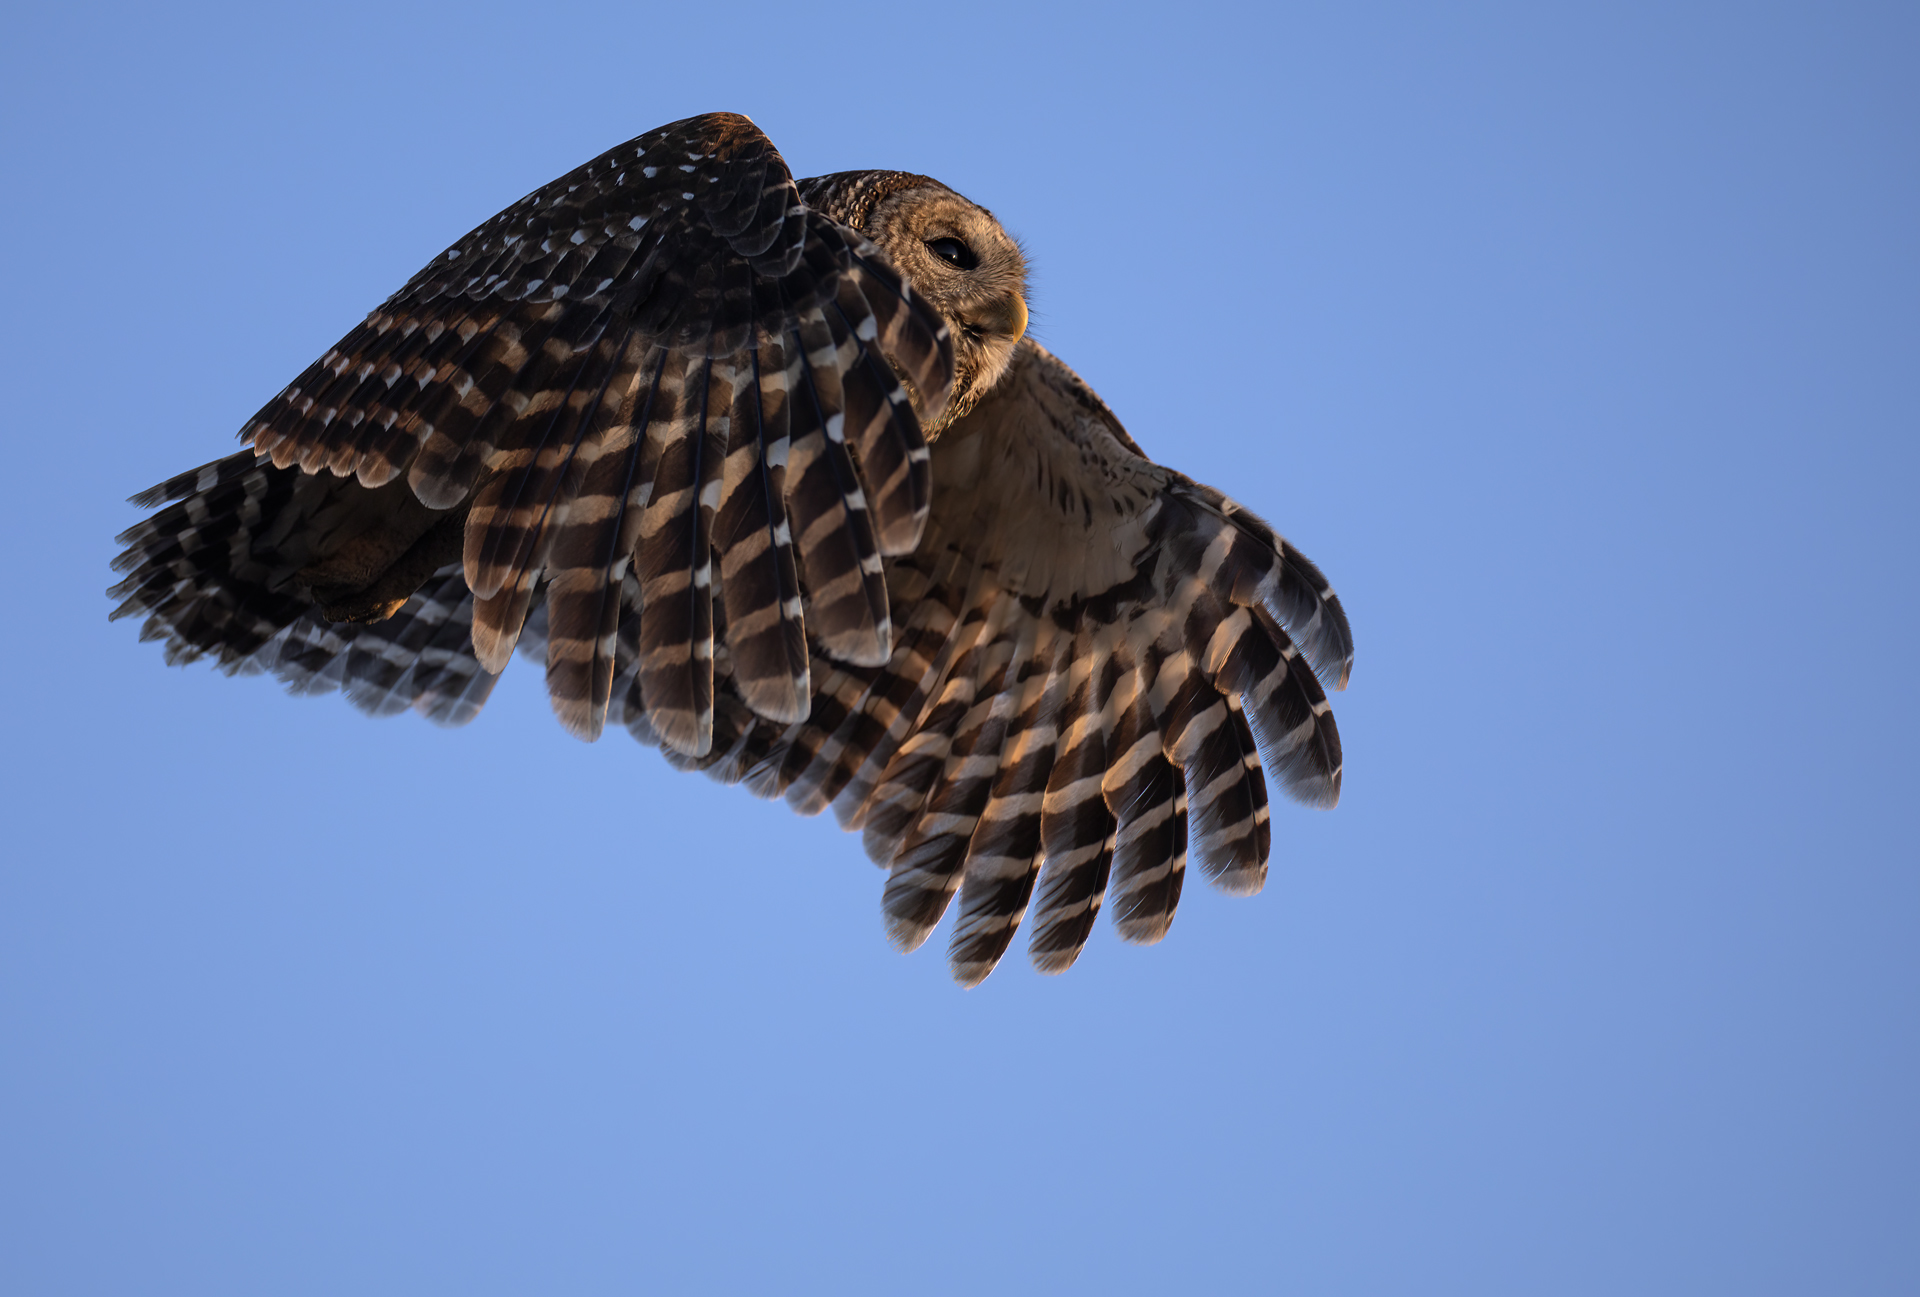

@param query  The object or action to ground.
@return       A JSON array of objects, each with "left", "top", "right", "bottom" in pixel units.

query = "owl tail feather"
[{"left": 110, "top": 451, "right": 504, "bottom": 724}]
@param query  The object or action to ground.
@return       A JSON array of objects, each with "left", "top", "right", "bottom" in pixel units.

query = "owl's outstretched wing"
[
  {"left": 112, "top": 112, "right": 953, "bottom": 754},
  {"left": 111, "top": 330, "right": 1347, "bottom": 984},
  {"left": 638, "top": 339, "right": 1354, "bottom": 983}
]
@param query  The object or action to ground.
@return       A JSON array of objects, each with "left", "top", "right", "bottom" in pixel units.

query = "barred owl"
[{"left": 110, "top": 113, "right": 1353, "bottom": 985}]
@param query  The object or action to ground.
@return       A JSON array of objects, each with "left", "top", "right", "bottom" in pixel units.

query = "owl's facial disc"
[{"left": 862, "top": 184, "right": 1029, "bottom": 434}]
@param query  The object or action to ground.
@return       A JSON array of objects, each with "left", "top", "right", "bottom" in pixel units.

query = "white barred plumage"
[{"left": 109, "top": 112, "right": 1353, "bottom": 985}]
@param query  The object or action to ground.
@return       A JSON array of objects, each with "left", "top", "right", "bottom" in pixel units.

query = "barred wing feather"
[
  {"left": 187, "top": 111, "right": 953, "bottom": 753},
  {"left": 634, "top": 339, "right": 1353, "bottom": 983},
  {"left": 110, "top": 312, "right": 1350, "bottom": 985}
]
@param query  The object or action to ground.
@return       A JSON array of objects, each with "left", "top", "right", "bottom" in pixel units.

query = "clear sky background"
[{"left": 2, "top": 2, "right": 1915, "bottom": 1293}]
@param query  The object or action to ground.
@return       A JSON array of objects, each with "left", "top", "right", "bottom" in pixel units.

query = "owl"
[{"left": 110, "top": 113, "right": 1353, "bottom": 985}]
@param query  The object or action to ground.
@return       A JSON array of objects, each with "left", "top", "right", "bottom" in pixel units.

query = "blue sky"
[{"left": 3, "top": 2, "right": 1915, "bottom": 1293}]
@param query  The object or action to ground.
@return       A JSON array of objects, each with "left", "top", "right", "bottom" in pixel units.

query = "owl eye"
[{"left": 925, "top": 237, "right": 978, "bottom": 270}]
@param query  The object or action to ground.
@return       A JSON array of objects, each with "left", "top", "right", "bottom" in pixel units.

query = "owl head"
[{"left": 801, "top": 170, "right": 1029, "bottom": 433}]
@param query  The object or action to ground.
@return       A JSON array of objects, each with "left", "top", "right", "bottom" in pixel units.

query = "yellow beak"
[
  {"left": 968, "top": 293, "right": 1028, "bottom": 342},
  {"left": 1001, "top": 292, "right": 1029, "bottom": 341}
]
